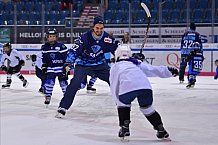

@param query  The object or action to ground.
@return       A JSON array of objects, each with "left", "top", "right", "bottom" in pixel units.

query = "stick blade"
[{"left": 141, "top": 2, "right": 151, "bottom": 18}]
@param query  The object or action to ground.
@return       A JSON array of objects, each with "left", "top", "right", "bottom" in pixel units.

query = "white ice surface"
[{"left": 0, "top": 75, "right": 218, "bottom": 145}]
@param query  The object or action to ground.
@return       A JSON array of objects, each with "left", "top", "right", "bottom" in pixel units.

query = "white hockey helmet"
[{"left": 115, "top": 45, "right": 132, "bottom": 61}]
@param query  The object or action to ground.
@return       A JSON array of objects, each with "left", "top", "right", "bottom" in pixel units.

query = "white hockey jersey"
[
  {"left": 109, "top": 61, "right": 173, "bottom": 103},
  {"left": 0, "top": 49, "right": 25, "bottom": 67}
]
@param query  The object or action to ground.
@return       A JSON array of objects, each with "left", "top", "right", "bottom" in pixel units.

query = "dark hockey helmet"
[
  {"left": 46, "top": 28, "right": 58, "bottom": 36},
  {"left": 3, "top": 42, "right": 11, "bottom": 49},
  {"left": 3, "top": 42, "right": 12, "bottom": 53},
  {"left": 192, "top": 42, "right": 201, "bottom": 52}
]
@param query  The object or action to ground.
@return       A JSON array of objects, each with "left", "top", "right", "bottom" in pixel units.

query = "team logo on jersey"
[
  {"left": 91, "top": 45, "right": 101, "bottom": 53},
  {"left": 55, "top": 47, "right": 60, "bottom": 51},
  {"left": 104, "top": 37, "right": 112, "bottom": 43},
  {"left": 50, "top": 53, "right": 56, "bottom": 59}
]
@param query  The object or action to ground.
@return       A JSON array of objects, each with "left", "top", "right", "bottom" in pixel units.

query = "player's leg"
[
  {"left": 44, "top": 77, "right": 56, "bottom": 105},
  {"left": 94, "top": 63, "right": 110, "bottom": 85},
  {"left": 87, "top": 75, "right": 97, "bottom": 93},
  {"left": 12, "top": 65, "right": 29, "bottom": 87},
  {"left": 2, "top": 74, "right": 12, "bottom": 88},
  {"left": 179, "top": 55, "right": 187, "bottom": 83},
  {"left": 137, "top": 89, "right": 169, "bottom": 139},
  {"left": 35, "top": 66, "right": 46, "bottom": 93},
  {"left": 57, "top": 75, "right": 68, "bottom": 94},
  {"left": 57, "top": 65, "right": 88, "bottom": 116}
]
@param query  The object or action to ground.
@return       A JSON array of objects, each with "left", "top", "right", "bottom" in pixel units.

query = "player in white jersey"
[
  {"left": 109, "top": 45, "right": 178, "bottom": 141},
  {"left": 0, "top": 42, "right": 28, "bottom": 88}
]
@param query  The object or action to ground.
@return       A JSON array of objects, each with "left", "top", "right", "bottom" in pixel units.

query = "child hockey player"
[
  {"left": 109, "top": 45, "right": 178, "bottom": 141},
  {"left": 0, "top": 42, "right": 28, "bottom": 88},
  {"left": 31, "top": 52, "right": 46, "bottom": 94},
  {"left": 214, "top": 59, "right": 218, "bottom": 80},
  {"left": 186, "top": 42, "right": 204, "bottom": 88},
  {"left": 41, "top": 28, "right": 68, "bottom": 105}
]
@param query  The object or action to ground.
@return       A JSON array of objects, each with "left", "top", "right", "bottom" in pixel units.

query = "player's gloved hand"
[
  {"left": 31, "top": 54, "right": 37, "bottom": 62},
  {"left": 41, "top": 63, "right": 48, "bottom": 75},
  {"left": 18, "top": 60, "right": 25, "bottom": 66},
  {"left": 132, "top": 53, "right": 145, "bottom": 61},
  {"left": 109, "top": 58, "right": 115, "bottom": 63},
  {"left": 168, "top": 67, "right": 179, "bottom": 77},
  {"left": 62, "top": 63, "right": 71, "bottom": 80},
  {"left": 1, "top": 65, "right": 7, "bottom": 72}
]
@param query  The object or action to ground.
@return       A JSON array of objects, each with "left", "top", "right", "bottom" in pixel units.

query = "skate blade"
[
  {"left": 120, "top": 136, "right": 129, "bottom": 142},
  {"left": 159, "top": 137, "right": 171, "bottom": 142},
  {"left": 87, "top": 90, "right": 96, "bottom": 94},
  {"left": 1, "top": 87, "right": 10, "bottom": 89},
  {"left": 55, "top": 113, "right": 64, "bottom": 118}
]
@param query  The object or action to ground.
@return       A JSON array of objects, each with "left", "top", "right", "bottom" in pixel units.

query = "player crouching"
[
  {"left": 109, "top": 45, "right": 178, "bottom": 141},
  {"left": 0, "top": 42, "right": 28, "bottom": 88},
  {"left": 186, "top": 42, "right": 204, "bottom": 89}
]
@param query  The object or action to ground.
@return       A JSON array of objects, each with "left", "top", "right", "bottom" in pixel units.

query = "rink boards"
[{"left": 0, "top": 43, "right": 217, "bottom": 75}]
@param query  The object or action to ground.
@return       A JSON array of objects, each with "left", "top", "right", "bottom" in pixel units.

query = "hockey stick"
[{"left": 140, "top": 2, "right": 151, "bottom": 54}]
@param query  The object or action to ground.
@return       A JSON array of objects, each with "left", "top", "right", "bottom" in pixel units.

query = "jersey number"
[
  {"left": 183, "top": 40, "right": 193, "bottom": 48},
  {"left": 193, "top": 60, "right": 203, "bottom": 70}
]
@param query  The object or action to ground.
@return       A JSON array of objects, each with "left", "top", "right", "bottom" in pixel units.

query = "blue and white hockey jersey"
[
  {"left": 41, "top": 42, "right": 68, "bottom": 74},
  {"left": 180, "top": 30, "right": 202, "bottom": 55},
  {"left": 66, "top": 30, "right": 119, "bottom": 66},
  {"left": 188, "top": 52, "right": 204, "bottom": 75}
]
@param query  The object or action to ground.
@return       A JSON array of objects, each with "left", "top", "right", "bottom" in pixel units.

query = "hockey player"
[
  {"left": 31, "top": 52, "right": 46, "bottom": 94},
  {"left": 41, "top": 28, "right": 68, "bottom": 105},
  {"left": 186, "top": 42, "right": 204, "bottom": 88},
  {"left": 109, "top": 45, "right": 178, "bottom": 141},
  {"left": 214, "top": 59, "right": 218, "bottom": 80},
  {"left": 0, "top": 42, "right": 28, "bottom": 88},
  {"left": 56, "top": 16, "right": 120, "bottom": 117},
  {"left": 179, "top": 22, "right": 202, "bottom": 83},
  {"left": 0, "top": 43, "right": 3, "bottom": 62}
]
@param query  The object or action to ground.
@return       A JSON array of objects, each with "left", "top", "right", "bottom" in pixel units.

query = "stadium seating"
[{"left": 0, "top": 0, "right": 216, "bottom": 25}]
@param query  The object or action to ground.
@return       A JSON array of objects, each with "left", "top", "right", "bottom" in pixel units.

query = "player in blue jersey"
[
  {"left": 179, "top": 23, "right": 203, "bottom": 83},
  {"left": 186, "top": 42, "right": 204, "bottom": 88},
  {"left": 214, "top": 59, "right": 218, "bottom": 80},
  {"left": 41, "top": 28, "right": 68, "bottom": 106},
  {"left": 56, "top": 16, "right": 120, "bottom": 117}
]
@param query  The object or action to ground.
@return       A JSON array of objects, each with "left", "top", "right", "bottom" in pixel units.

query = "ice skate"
[
  {"left": 179, "top": 79, "right": 184, "bottom": 84},
  {"left": 44, "top": 96, "right": 51, "bottom": 107},
  {"left": 55, "top": 107, "right": 66, "bottom": 118},
  {"left": 2, "top": 84, "right": 10, "bottom": 89},
  {"left": 186, "top": 82, "right": 195, "bottom": 89},
  {"left": 118, "top": 120, "right": 130, "bottom": 142},
  {"left": 86, "top": 85, "right": 96, "bottom": 94},
  {"left": 38, "top": 88, "right": 45, "bottom": 94},
  {"left": 23, "top": 79, "right": 29, "bottom": 88},
  {"left": 156, "top": 126, "right": 171, "bottom": 141}
]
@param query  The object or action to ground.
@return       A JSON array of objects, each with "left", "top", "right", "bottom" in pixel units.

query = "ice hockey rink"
[{"left": 1, "top": 75, "right": 218, "bottom": 145}]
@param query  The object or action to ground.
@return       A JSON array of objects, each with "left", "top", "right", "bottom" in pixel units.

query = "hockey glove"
[
  {"left": 41, "top": 63, "right": 48, "bottom": 75},
  {"left": 19, "top": 60, "right": 25, "bottom": 66},
  {"left": 31, "top": 54, "right": 37, "bottom": 62},
  {"left": 168, "top": 67, "right": 179, "bottom": 77},
  {"left": 62, "top": 63, "right": 71, "bottom": 80},
  {"left": 1, "top": 65, "right": 7, "bottom": 72},
  {"left": 132, "top": 53, "right": 145, "bottom": 61}
]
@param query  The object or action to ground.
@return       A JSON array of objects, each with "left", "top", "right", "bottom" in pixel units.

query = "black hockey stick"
[{"left": 140, "top": 2, "right": 151, "bottom": 54}]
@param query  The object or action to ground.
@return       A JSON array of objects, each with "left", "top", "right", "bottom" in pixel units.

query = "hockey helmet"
[
  {"left": 115, "top": 45, "right": 132, "bottom": 61},
  {"left": 3, "top": 42, "right": 12, "bottom": 53},
  {"left": 192, "top": 42, "right": 201, "bottom": 52},
  {"left": 46, "top": 28, "right": 58, "bottom": 36}
]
